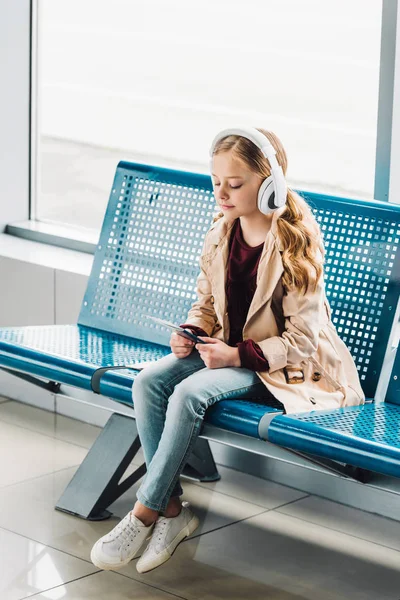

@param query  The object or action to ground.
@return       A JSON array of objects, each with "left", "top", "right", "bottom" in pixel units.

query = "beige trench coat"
[{"left": 184, "top": 206, "right": 365, "bottom": 414}]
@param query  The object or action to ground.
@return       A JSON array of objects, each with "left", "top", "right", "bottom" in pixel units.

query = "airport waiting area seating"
[{"left": 0, "top": 160, "right": 400, "bottom": 520}]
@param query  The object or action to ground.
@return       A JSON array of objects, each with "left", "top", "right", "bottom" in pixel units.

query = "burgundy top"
[{"left": 181, "top": 218, "right": 270, "bottom": 371}]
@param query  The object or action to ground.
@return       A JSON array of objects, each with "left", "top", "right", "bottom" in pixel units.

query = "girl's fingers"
[
  {"left": 171, "top": 344, "right": 193, "bottom": 350},
  {"left": 171, "top": 334, "right": 194, "bottom": 348},
  {"left": 174, "top": 350, "right": 192, "bottom": 358},
  {"left": 172, "top": 344, "right": 193, "bottom": 351}
]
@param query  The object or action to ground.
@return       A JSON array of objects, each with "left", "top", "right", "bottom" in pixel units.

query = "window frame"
[{"left": 3, "top": 0, "right": 400, "bottom": 254}]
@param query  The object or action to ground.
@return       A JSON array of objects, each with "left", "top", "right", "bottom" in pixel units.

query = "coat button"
[{"left": 312, "top": 371, "right": 322, "bottom": 382}]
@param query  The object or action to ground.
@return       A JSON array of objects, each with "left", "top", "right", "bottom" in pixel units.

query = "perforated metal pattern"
[
  {"left": 288, "top": 403, "right": 400, "bottom": 448},
  {"left": 302, "top": 193, "right": 400, "bottom": 396},
  {"left": 78, "top": 162, "right": 216, "bottom": 346},
  {"left": 0, "top": 325, "right": 170, "bottom": 368}
]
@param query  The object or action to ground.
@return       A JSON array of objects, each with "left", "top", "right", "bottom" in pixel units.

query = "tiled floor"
[{"left": 2, "top": 399, "right": 400, "bottom": 599}]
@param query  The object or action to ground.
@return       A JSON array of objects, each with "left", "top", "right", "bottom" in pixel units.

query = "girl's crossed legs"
[
  {"left": 91, "top": 348, "right": 282, "bottom": 573},
  {"left": 132, "top": 348, "right": 281, "bottom": 515}
]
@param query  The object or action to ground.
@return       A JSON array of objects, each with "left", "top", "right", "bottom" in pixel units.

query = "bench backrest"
[
  {"left": 78, "top": 161, "right": 216, "bottom": 342},
  {"left": 78, "top": 161, "right": 400, "bottom": 400},
  {"left": 301, "top": 191, "right": 400, "bottom": 399}
]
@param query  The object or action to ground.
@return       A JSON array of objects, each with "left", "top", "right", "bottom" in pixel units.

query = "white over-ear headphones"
[{"left": 209, "top": 127, "right": 288, "bottom": 215}]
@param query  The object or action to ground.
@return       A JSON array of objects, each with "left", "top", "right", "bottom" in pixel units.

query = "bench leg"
[
  {"left": 182, "top": 438, "right": 221, "bottom": 482},
  {"left": 56, "top": 414, "right": 220, "bottom": 520},
  {"left": 56, "top": 413, "right": 146, "bottom": 521}
]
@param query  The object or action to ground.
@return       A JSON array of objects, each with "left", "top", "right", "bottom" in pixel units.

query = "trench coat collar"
[{"left": 206, "top": 205, "right": 286, "bottom": 326}]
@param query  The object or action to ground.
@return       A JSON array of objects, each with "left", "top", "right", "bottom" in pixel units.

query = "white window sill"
[
  {"left": 6, "top": 220, "right": 98, "bottom": 255},
  {"left": 0, "top": 232, "right": 93, "bottom": 276}
]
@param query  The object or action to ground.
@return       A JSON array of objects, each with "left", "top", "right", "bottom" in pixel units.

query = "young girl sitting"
[{"left": 91, "top": 127, "right": 364, "bottom": 574}]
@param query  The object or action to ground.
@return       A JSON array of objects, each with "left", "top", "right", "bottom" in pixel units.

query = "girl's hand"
[
  {"left": 195, "top": 337, "right": 241, "bottom": 369},
  {"left": 170, "top": 332, "right": 195, "bottom": 359}
]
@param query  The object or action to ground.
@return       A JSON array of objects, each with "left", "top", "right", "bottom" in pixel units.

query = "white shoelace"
[
  {"left": 146, "top": 515, "right": 179, "bottom": 554},
  {"left": 106, "top": 515, "right": 141, "bottom": 549},
  {"left": 153, "top": 518, "right": 169, "bottom": 545}
]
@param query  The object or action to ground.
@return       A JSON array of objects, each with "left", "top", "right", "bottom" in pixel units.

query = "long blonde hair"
[{"left": 211, "top": 128, "right": 325, "bottom": 295}]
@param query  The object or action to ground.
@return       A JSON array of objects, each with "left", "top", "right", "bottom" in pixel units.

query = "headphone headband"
[{"left": 209, "top": 127, "right": 280, "bottom": 171}]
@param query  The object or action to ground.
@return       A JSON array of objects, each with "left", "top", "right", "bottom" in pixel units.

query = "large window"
[{"left": 35, "top": 0, "right": 383, "bottom": 232}]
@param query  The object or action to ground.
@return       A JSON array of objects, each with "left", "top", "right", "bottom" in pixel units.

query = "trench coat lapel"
[
  {"left": 207, "top": 206, "right": 286, "bottom": 328},
  {"left": 206, "top": 221, "right": 232, "bottom": 325},
  {"left": 246, "top": 239, "right": 283, "bottom": 324}
]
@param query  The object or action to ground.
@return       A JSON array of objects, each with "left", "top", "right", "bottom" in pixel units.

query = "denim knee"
[
  {"left": 131, "top": 369, "right": 146, "bottom": 402},
  {"left": 132, "top": 368, "right": 171, "bottom": 417},
  {"left": 131, "top": 369, "right": 156, "bottom": 409},
  {"left": 168, "top": 381, "right": 207, "bottom": 419}
]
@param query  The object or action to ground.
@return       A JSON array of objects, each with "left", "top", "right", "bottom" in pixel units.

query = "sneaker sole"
[
  {"left": 91, "top": 533, "right": 152, "bottom": 571},
  {"left": 136, "top": 513, "right": 200, "bottom": 574}
]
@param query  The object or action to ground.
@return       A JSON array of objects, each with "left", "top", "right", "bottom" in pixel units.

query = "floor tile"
[
  {"left": 0, "top": 466, "right": 266, "bottom": 564},
  {"left": 0, "top": 421, "right": 87, "bottom": 488},
  {"left": 0, "top": 527, "right": 96, "bottom": 600},
  {"left": 0, "top": 467, "right": 124, "bottom": 564},
  {"left": 190, "top": 463, "right": 308, "bottom": 509},
  {"left": 0, "top": 400, "right": 145, "bottom": 464},
  {"left": 28, "top": 570, "right": 183, "bottom": 599},
  {"left": 276, "top": 494, "right": 400, "bottom": 552},
  {"left": 128, "top": 510, "right": 400, "bottom": 600},
  {"left": 0, "top": 400, "right": 101, "bottom": 450}
]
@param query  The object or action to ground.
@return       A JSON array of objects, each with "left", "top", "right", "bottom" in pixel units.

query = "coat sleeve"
[
  {"left": 181, "top": 238, "right": 219, "bottom": 336},
  {"left": 256, "top": 269, "right": 329, "bottom": 373},
  {"left": 237, "top": 340, "right": 270, "bottom": 371}
]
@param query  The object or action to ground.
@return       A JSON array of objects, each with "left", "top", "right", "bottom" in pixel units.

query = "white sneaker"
[
  {"left": 91, "top": 512, "right": 155, "bottom": 570},
  {"left": 136, "top": 502, "right": 200, "bottom": 573}
]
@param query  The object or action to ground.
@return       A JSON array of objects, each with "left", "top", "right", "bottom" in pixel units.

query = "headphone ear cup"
[{"left": 258, "top": 176, "right": 276, "bottom": 215}]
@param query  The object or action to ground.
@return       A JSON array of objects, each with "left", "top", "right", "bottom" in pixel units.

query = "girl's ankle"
[
  {"left": 131, "top": 504, "right": 158, "bottom": 527},
  {"left": 163, "top": 501, "right": 182, "bottom": 519},
  {"left": 163, "top": 509, "right": 181, "bottom": 518},
  {"left": 141, "top": 518, "right": 157, "bottom": 527},
  {"left": 132, "top": 513, "right": 156, "bottom": 527}
]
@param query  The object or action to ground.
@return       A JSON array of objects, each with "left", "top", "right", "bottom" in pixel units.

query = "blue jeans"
[{"left": 132, "top": 349, "right": 282, "bottom": 512}]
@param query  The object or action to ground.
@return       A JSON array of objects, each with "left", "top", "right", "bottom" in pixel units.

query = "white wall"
[{"left": 0, "top": 0, "right": 30, "bottom": 230}]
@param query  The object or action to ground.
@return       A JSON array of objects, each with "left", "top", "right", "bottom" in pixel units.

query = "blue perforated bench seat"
[
  {"left": 268, "top": 403, "right": 400, "bottom": 478},
  {"left": 2, "top": 160, "right": 400, "bottom": 485},
  {"left": 0, "top": 324, "right": 170, "bottom": 400},
  {"left": 0, "top": 324, "right": 282, "bottom": 439}
]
